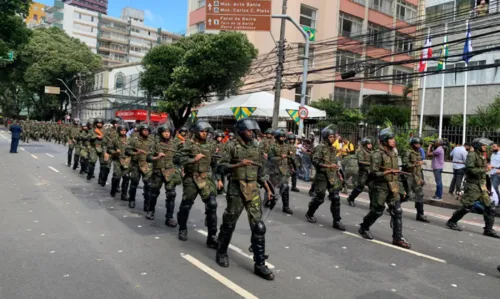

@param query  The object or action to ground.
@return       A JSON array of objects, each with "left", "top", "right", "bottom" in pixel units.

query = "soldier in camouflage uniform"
[
  {"left": 67, "top": 119, "right": 81, "bottom": 168},
  {"left": 101, "top": 117, "right": 121, "bottom": 187},
  {"left": 358, "top": 128, "right": 411, "bottom": 249},
  {"left": 215, "top": 118, "right": 275, "bottom": 281},
  {"left": 305, "top": 127, "right": 345, "bottom": 231},
  {"left": 126, "top": 124, "right": 153, "bottom": 209},
  {"left": 346, "top": 137, "right": 373, "bottom": 207},
  {"left": 446, "top": 138, "right": 500, "bottom": 238},
  {"left": 78, "top": 122, "right": 91, "bottom": 175},
  {"left": 108, "top": 125, "right": 130, "bottom": 200},
  {"left": 287, "top": 133, "right": 301, "bottom": 192},
  {"left": 268, "top": 129, "right": 293, "bottom": 215},
  {"left": 146, "top": 121, "right": 181, "bottom": 226},
  {"left": 176, "top": 120, "right": 220, "bottom": 247},
  {"left": 402, "top": 137, "right": 430, "bottom": 223},
  {"left": 213, "top": 130, "right": 226, "bottom": 195},
  {"left": 174, "top": 126, "right": 188, "bottom": 149},
  {"left": 92, "top": 118, "right": 111, "bottom": 186},
  {"left": 86, "top": 118, "right": 104, "bottom": 181}
]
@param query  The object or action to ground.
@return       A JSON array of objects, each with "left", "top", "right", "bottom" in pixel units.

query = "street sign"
[
  {"left": 44, "top": 86, "right": 61, "bottom": 94},
  {"left": 205, "top": 0, "right": 272, "bottom": 31},
  {"left": 298, "top": 107, "right": 309, "bottom": 119}
]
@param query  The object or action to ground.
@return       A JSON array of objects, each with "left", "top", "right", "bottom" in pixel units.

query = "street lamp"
[{"left": 57, "top": 78, "right": 81, "bottom": 120}]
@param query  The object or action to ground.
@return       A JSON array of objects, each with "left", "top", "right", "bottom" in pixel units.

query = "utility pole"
[
  {"left": 271, "top": 0, "right": 288, "bottom": 130},
  {"left": 75, "top": 73, "right": 85, "bottom": 120},
  {"left": 146, "top": 93, "right": 152, "bottom": 125}
]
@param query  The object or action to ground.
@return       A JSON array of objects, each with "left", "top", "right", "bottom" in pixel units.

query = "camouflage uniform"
[
  {"left": 78, "top": 124, "right": 91, "bottom": 174},
  {"left": 67, "top": 121, "right": 81, "bottom": 168},
  {"left": 446, "top": 138, "right": 500, "bottom": 238},
  {"left": 108, "top": 126, "right": 130, "bottom": 200},
  {"left": 346, "top": 139, "right": 373, "bottom": 207},
  {"left": 176, "top": 120, "right": 219, "bottom": 246},
  {"left": 126, "top": 125, "right": 153, "bottom": 209},
  {"left": 268, "top": 129, "right": 293, "bottom": 214},
  {"left": 402, "top": 139, "right": 429, "bottom": 222},
  {"left": 305, "top": 128, "right": 344, "bottom": 230},
  {"left": 287, "top": 134, "right": 300, "bottom": 192}
]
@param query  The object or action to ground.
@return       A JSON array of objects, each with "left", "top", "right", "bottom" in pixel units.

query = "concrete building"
[
  {"left": 62, "top": 0, "right": 108, "bottom": 15},
  {"left": 419, "top": 0, "right": 500, "bottom": 124},
  {"left": 187, "top": 0, "right": 418, "bottom": 107},
  {"left": 44, "top": 1, "right": 181, "bottom": 66},
  {"left": 25, "top": 2, "right": 48, "bottom": 27}
]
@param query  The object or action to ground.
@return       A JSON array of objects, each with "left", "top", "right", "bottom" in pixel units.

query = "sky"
[{"left": 36, "top": 0, "right": 188, "bottom": 34}]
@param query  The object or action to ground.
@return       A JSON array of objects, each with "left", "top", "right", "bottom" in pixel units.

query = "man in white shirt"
[
  {"left": 449, "top": 143, "right": 469, "bottom": 195},
  {"left": 490, "top": 143, "right": 500, "bottom": 200}
]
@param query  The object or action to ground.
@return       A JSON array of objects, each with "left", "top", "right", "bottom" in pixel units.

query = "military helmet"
[
  {"left": 378, "top": 128, "right": 395, "bottom": 145},
  {"left": 117, "top": 125, "right": 127, "bottom": 133},
  {"left": 274, "top": 129, "right": 287, "bottom": 140},
  {"left": 228, "top": 132, "right": 235, "bottom": 138},
  {"left": 214, "top": 129, "right": 225, "bottom": 139},
  {"left": 361, "top": 137, "right": 372, "bottom": 146},
  {"left": 265, "top": 128, "right": 274, "bottom": 135},
  {"left": 192, "top": 120, "right": 213, "bottom": 133},
  {"left": 410, "top": 137, "right": 422, "bottom": 146},
  {"left": 471, "top": 137, "right": 493, "bottom": 152},
  {"left": 110, "top": 117, "right": 122, "bottom": 125},
  {"left": 72, "top": 118, "right": 80, "bottom": 125},
  {"left": 321, "top": 127, "right": 335, "bottom": 141},
  {"left": 81, "top": 122, "right": 89, "bottom": 128},
  {"left": 287, "top": 133, "right": 296, "bottom": 141},
  {"left": 157, "top": 124, "right": 173, "bottom": 136},
  {"left": 234, "top": 119, "right": 260, "bottom": 134},
  {"left": 179, "top": 126, "right": 188, "bottom": 133},
  {"left": 94, "top": 118, "right": 104, "bottom": 125}
]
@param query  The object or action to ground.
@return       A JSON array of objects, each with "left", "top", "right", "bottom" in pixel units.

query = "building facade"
[
  {"left": 420, "top": 0, "right": 500, "bottom": 122},
  {"left": 25, "top": 2, "right": 48, "bottom": 27},
  {"left": 187, "top": 0, "right": 417, "bottom": 108},
  {"left": 62, "top": 0, "right": 108, "bottom": 15},
  {"left": 43, "top": 1, "right": 181, "bottom": 66}
]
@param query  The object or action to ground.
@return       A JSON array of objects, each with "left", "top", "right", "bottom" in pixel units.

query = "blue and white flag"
[{"left": 462, "top": 23, "right": 473, "bottom": 63}]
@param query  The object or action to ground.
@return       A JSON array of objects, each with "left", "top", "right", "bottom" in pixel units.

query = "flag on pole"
[
  {"left": 230, "top": 107, "right": 257, "bottom": 120},
  {"left": 419, "top": 34, "right": 432, "bottom": 72},
  {"left": 190, "top": 110, "right": 198, "bottom": 122},
  {"left": 436, "top": 35, "right": 448, "bottom": 71},
  {"left": 286, "top": 109, "right": 300, "bottom": 125},
  {"left": 462, "top": 23, "right": 473, "bottom": 63}
]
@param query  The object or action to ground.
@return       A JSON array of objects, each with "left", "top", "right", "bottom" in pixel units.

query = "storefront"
[{"left": 115, "top": 110, "right": 168, "bottom": 123}]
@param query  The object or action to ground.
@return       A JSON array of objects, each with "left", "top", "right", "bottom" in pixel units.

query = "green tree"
[
  {"left": 140, "top": 32, "right": 258, "bottom": 126},
  {"left": 309, "top": 98, "right": 364, "bottom": 126},
  {"left": 363, "top": 104, "right": 410, "bottom": 126},
  {"left": 0, "top": 0, "right": 32, "bottom": 58}
]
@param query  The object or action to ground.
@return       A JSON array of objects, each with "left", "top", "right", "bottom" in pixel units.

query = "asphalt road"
[{"left": 0, "top": 131, "right": 499, "bottom": 299}]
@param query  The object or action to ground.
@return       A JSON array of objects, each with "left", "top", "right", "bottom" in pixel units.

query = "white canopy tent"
[{"left": 196, "top": 92, "right": 326, "bottom": 120}]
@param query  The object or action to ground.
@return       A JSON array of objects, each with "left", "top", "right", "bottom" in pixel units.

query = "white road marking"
[
  {"left": 31, "top": 154, "right": 38, "bottom": 159},
  {"left": 196, "top": 229, "right": 275, "bottom": 269},
  {"left": 180, "top": 253, "right": 258, "bottom": 299},
  {"left": 45, "top": 153, "right": 54, "bottom": 158},
  {"left": 48, "top": 166, "right": 59, "bottom": 173},
  {"left": 20, "top": 147, "right": 25, "bottom": 151},
  {"left": 343, "top": 231, "right": 447, "bottom": 264}
]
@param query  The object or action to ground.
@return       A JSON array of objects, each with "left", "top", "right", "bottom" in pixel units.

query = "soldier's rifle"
[{"left": 358, "top": 161, "right": 411, "bottom": 175}]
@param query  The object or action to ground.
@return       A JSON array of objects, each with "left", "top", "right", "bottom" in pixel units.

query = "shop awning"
[{"left": 115, "top": 110, "right": 167, "bottom": 123}]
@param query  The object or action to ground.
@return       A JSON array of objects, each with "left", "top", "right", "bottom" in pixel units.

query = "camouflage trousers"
[
  {"left": 369, "top": 185, "right": 400, "bottom": 211},
  {"left": 461, "top": 182, "right": 491, "bottom": 207},
  {"left": 112, "top": 160, "right": 130, "bottom": 179},
  {"left": 405, "top": 176, "right": 424, "bottom": 203},
  {"left": 221, "top": 180, "right": 263, "bottom": 228},
  {"left": 129, "top": 161, "right": 152, "bottom": 187},
  {"left": 354, "top": 170, "right": 370, "bottom": 191},
  {"left": 181, "top": 173, "right": 217, "bottom": 204}
]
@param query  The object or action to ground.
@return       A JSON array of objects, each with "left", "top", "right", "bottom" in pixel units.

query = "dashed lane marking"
[
  {"left": 46, "top": 153, "right": 54, "bottom": 158},
  {"left": 196, "top": 229, "right": 275, "bottom": 269},
  {"left": 342, "top": 231, "right": 447, "bottom": 263},
  {"left": 180, "top": 253, "right": 258, "bottom": 299},
  {"left": 20, "top": 147, "right": 25, "bottom": 151},
  {"left": 30, "top": 154, "right": 38, "bottom": 159},
  {"left": 48, "top": 166, "right": 60, "bottom": 173}
]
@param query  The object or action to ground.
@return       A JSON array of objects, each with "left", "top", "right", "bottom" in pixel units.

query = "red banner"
[{"left": 115, "top": 110, "right": 167, "bottom": 122}]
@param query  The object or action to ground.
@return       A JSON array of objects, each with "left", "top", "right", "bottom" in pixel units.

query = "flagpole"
[
  {"left": 462, "top": 20, "right": 469, "bottom": 145},
  {"left": 438, "top": 23, "right": 447, "bottom": 139},
  {"left": 419, "top": 27, "right": 430, "bottom": 137}
]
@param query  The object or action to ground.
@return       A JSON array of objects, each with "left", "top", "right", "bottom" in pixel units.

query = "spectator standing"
[
  {"left": 9, "top": 120, "right": 22, "bottom": 153},
  {"left": 427, "top": 139, "right": 445, "bottom": 200},
  {"left": 489, "top": 143, "right": 500, "bottom": 200},
  {"left": 449, "top": 143, "right": 469, "bottom": 195}
]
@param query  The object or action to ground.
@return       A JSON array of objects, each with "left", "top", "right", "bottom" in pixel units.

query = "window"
[
  {"left": 295, "top": 85, "right": 312, "bottom": 105},
  {"left": 300, "top": 5, "right": 317, "bottom": 28},
  {"left": 395, "top": 33, "right": 413, "bottom": 54},
  {"left": 370, "top": 0, "right": 394, "bottom": 15},
  {"left": 396, "top": 0, "right": 417, "bottom": 22},
  {"left": 34, "top": 6, "right": 38, "bottom": 11},
  {"left": 368, "top": 23, "right": 391, "bottom": 49},
  {"left": 298, "top": 44, "right": 315, "bottom": 68},
  {"left": 426, "top": 2, "right": 455, "bottom": 22},
  {"left": 338, "top": 13, "right": 363, "bottom": 39},
  {"left": 334, "top": 87, "right": 360, "bottom": 108},
  {"left": 365, "top": 60, "right": 389, "bottom": 79},
  {"left": 393, "top": 67, "right": 412, "bottom": 85},
  {"left": 336, "top": 51, "right": 361, "bottom": 73},
  {"left": 131, "top": 28, "right": 140, "bottom": 33},
  {"left": 196, "top": 22, "right": 205, "bottom": 32},
  {"left": 198, "top": 0, "right": 206, "bottom": 8},
  {"left": 34, "top": 14, "right": 38, "bottom": 21},
  {"left": 353, "top": 0, "right": 366, "bottom": 6}
]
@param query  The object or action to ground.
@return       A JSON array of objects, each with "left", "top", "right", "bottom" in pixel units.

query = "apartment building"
[
  {"left": 187, "top": 0, "right": 418, "bottom": 108},
  {"left": 44, "top": 1, "right": 181, "bottom": 66},
  {"left": 62, "top": 0, "right": 108, "bottom": 15},
  {"left": 420, "top": 0, "right": 500, "bottom": 122},
  {"left": 25, "top": 2, "right": 48, "bottom": 27}
]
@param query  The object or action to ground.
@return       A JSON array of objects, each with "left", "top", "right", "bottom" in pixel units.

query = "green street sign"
[
  {"left": 302, "top": 25, "right": 316, "bottom": 42},
  {"left": 7, "top": 51, "right": 14, "bottom": 61}
]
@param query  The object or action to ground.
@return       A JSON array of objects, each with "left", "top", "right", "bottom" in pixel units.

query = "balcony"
[
  {"left": 99, "top": 23, "right": 129, "bottom": 34},
  {"left": 98, "top": 43, "right": 128, "bottom": 55},
  {"left": 99, "top": 54, "right": 128, "bottom": 64},
  {"left": 369, "top": 0, "right": 394, "bottom": 16},
  {"left": 45, "top": 11, "right": 63, "bottom": 23},
  {"left": 98, "top": 32, "right": 129, "bottom": 45}
]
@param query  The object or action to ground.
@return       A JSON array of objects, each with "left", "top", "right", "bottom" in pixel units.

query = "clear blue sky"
[{"left": 36, "top": 0, "right": 188, "bottom": 34}]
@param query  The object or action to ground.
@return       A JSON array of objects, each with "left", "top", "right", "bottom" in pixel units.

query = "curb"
[{"left": 423, "top": 198, "right": 500, "bottom": 217}]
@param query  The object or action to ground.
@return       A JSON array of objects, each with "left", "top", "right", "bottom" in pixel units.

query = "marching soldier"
[
  {"left": 176, "top": 120, "right": 221, "bottom": 248},
  {"left": 174, "top": 126, "right": 188, "bottom": 148},
  {"left": 446, "top": 138, "right": 500, "bottom": 238},
  {"left": 402, "top": 137, "right": 430, "bottom": 223},
  {"left": 268, "top": 129, "right": 293, "bottom": 215},
  {"left": 67, "top": 119, "right": 81, "bottom": 168},
  {"left": 101, "top": 117, "right": 121, "bottom": 186},
  {"left": 146, "top": 121, "right": 181, "bottom": 226},
  {"left": 358, "top": 128, "right": 411, "bottom": 249},
  {"left": 126, "top": 124, "right": 153, "bottom": 209},
  {"left": 108, "top": 125, "right": 130, "bottom": 200},
  {"left": 346, "top": 137, "right": 373, "bottom": 207},
  {"left": 287, "top": 133, "right": 301, "bottom": 192},
  {"left": 213, "top": 130, "right": 226, "bottom": 195},
  {"left": 215, "top": 118, "right": 275, "bottom": 280},
  {"left": 305, "top": 127, "right": 345, "bottom": 231},
  {"left": 78, "top": 122, "right": 91, "bottom": 175}
]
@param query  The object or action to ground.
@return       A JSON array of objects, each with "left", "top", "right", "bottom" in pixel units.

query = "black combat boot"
[
  {"left": 165, "top": 190, "right": 177, "bottom": 227},
  {"left": 216, "top": 223, "right": 235, "bottom": 268},
  {"left": 415, "top": 202, "right": 430, "bottom": 223},
  {"left": 291, "top": 175, "right": 300, "bottom": 192},
  {"left": 101, "top": 167, "right": 110, "bottom": 187},
  {"left": 330, "top": 192, "right": 345, "bottom": 231},
  {"left": 79, "top": 158, "right": 87, "bottom": 174},
  {"left": 177, "top": 202, "right": 192, "bottom": 241},
  {"left": 347, "top": 188, "right": 362, "bottom": 207},
  {"left": 110, "top": 178, "right": 119, "bottom": 197},
  {"left": 446, "top": 207, "right": 469, "bottom": 231},
  {"left": 97, "top": 167, "right": 104, "bottom": 186},
  {"left": 67, "top": 151, "right": 72, "bottom": 167},
  {"left": 251, "top": 221, "right": 274, "bottom": 281},
  {"left": 483, "top": 207, "right": 500, "bottom": 238},
  {"left": 282, "top": 189, "right": 293, "bottom": 215},
  {"left": 142, "top": 183, "right": 151, "bottom": 212},
  {"left": 205, "top": 195, "right": 219, "bottom": 249},
  {"left": 128, "top": 185, "right": 137, "bottom": 208},
  {"left": 86, "top": 163, "right": 95, "bottom": 181},
  {"left": 391, "top": 207, "right": 411, "bottom": 249},
  {"left": 359, "top": 210, "right": 383, "bottom": 240},
  {"left": 308, "top": 183, "right": 316, "bottom": 197},
  {"left": 305, "top": 197, "right": 322, "bottom": 223},
  {"left": 73, "top": 155, "right": 80, "bottom": 170},
  {"left": 121, "top": 177, "right": 130, "bottom": 201}
]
